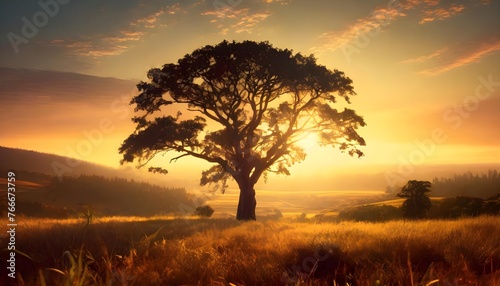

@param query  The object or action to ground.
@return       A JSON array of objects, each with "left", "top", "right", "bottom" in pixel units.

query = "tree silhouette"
[
  {"left": 194, "top": 205, "right": 215, "bottom": 218},
  {"left": 119, "top": 40, "right": 366, "bottom": 220},
  {"left": 397, "top": 180, "right": 432, "bottom": 219}
]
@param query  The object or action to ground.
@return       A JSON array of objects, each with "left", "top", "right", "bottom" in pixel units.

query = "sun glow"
[{"left": 296, "top": 132, "right": 321, "bottom": 151}]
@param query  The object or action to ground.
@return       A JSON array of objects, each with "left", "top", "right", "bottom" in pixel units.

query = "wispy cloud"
[
  {"left": 312, "top": 7, "right": 406, "bottom": 53},
  {"left": 48, "top": 29, "right": 142, "bottom": 58},
  {"left": 312, "top": 0, "right": 489, "bottom": 53},
  {"left": 410, "top": 39, "right": 500, "bottom": 76},
  {"left": 132, "top": 3, "right": 184, "bottom": 29},
  {"left": 419, "top": 4, "right": 465, "bottom": 24},
  {"left": 261, "top": 0, "right": 289, "bottom": 4},
  {"left": 103, "top": 31, "right": 145, "bottom": 44},
  {"left": 46, "top": 4, "right": 182, "bottom": 58},
  {"left": 134, "top": 10, "right": 166, "bottom": 29},
  {"left": 400, "top": 0, "right": 440, "bottom": 10},
  {"left": 201, "top": 6, "right": 271, "bottom": 35},
  {"left": 233, "top": 11, "right": 271, "bottom": 33},
  {"left": 401, "top": 47, "right": 449, "bottom": 63}
]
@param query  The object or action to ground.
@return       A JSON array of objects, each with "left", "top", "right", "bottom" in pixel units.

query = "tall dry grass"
[{"left": 1, "top": 216, "right": 499, "bottom": 285}]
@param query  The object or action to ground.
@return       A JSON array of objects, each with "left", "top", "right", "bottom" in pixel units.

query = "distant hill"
[
  {"left": 0, "top": 146, "right": 126, "bottom": 179},
  {"left": 0, "top": 67, "right": 136, "bottom": 104},
  {"left": 0, "top": 146, "right": 198, "bottom": 218},
  {"left": 0, "top": 172, "right": 195, "bottom": 218}
]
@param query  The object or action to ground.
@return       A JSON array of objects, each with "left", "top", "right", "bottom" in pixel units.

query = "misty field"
[{"left": 1, "top": 216, "right": 499, "bottom": 285}]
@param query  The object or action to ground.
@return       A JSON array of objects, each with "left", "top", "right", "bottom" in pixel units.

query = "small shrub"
[{"left": 193, "top": 205, "right": 214, "bottom": 217}]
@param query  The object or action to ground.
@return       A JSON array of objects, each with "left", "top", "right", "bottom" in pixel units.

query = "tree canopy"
[
  {"left": 119, "top": 40, "right": 366, "bottom": 220},
  {"left": 397, "top": 180, "right": 432, "bottom": 219},
  {"left": 193, "top": 205, "right": 215, "bottom": 218}
]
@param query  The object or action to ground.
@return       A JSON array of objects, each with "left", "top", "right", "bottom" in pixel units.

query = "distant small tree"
[
  {"left": 264, "top": 208, "right": 283, "bottom": 220},
  {"left": 397, "top": 180, "right": 432, "bottom": 219},
  {"left": 80, "top": 206, "right": 96, "bottom": 225},
  {"left": 294, "top": 212, "right": 308, "bottom": 222},
  {"left": 194, "top": 205, "right": 214, "bottom": 217}
]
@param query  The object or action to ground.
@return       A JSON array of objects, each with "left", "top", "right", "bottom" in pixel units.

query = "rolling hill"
[
  {"left": 0, "top": 146, "right": 124, "bottom": 179},
  {"left": 0, "top": 146, "right": 197, "bottom": 218}
]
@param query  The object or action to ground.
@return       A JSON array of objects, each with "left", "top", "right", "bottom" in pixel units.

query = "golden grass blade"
[{"left": 425, "top": 279, "right": 440, "bottom": 286}]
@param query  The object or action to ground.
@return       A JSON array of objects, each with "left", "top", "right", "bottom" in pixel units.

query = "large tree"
[
  {"left": 119, "top": 40, "right": 366, "bottom": 220},
  {"left": 397, "top": 180, "right": 432, "bottom": 219}
]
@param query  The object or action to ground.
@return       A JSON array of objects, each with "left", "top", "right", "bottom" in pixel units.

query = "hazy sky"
[{"left": 1, "top": 0, "right": 499, "bottom": 191}]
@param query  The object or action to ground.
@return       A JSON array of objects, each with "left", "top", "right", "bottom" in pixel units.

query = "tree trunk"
[{"left": 236, "top": 181, "right": 256, "bottom": 221}]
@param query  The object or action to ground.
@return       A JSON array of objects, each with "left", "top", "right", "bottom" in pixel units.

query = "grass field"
[
  {"left": 206, "top": 188, "right": 388, "bottom": 218},
  {"left": 1, "top": 216, "right": 499, "bottom": 285},
  {"left": 362, "top": 197, "right": 448, "bottom": 208}
]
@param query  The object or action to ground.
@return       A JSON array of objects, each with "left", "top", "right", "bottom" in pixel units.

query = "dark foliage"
[
  {"left": 429, "top": 195, "right": 500, "bottom": 218},
  {"left": 386, "top": 170, "right": 500, "bottom": 199},
  {"left": 40, "top": 175, "right": 192, "bottom": 217},
  {"left": 432, "top": 170, "right": 500, "bottom": 198},
  {"left": 193, "top": 205, "right": 215, "bottom": 217},
  {"left": 397, "top": 180, "right": 432, "bottom": 219},
  {"left": 338, "top": 205, "right": 402, "bottom": 222},
  {"left": 17, "top": 201, "right": 73, "bottom": 218}
]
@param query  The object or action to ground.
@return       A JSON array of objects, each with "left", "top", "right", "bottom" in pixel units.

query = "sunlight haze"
[{"left": 1, "top": 0, "right": 499, "bottom": 193}]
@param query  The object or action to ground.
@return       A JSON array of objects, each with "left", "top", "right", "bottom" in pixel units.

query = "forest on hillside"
[
  {"left": 0, "top": 172, "right": 194, "bottom": 218},
  {"left": 341, "top": 171, "right": 500, "bottom": 222},
  {"left": 386, "top": 170, "right": 500, "bottom": 198},
  {"left": 44, "top": 175, "right": 193, "bottom": 216},
  {"left": 432, "top": 170, "right": 500, "bottom": 197}
]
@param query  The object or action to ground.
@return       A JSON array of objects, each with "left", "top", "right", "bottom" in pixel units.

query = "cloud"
[
  {"left": 233, "top": 11, "right": 271, "bottom": 34},
  {"left": 201, "top": 5, "right": 271, "bottom": 35},
  {"left": 418, "top": 39, "right": 500, "bottom": 76},
  {"left": 401, "top": 47, "right": 449, "bottom": 63},
  {"left": 312, "top": 6, "right": 406, "bottom": 53},
  {"left": 418, "top": 4, "right": 465, "bottom": 24},
  {"left": 103, "top": 31, "right": 145, "bottom": 44},
  {"left": 44, "top": 4, "right": 183, "bottom": 58},
  {"left": 48, "top": 30, "right": 140, "bottom": 58},
  {"left": 312, "top": 0, "right": 489, "bottom": 53},
  {"left": 400, "top": 0, "right": 440, "bottom": 10},
  {"left": 261, "top": 0, "right": 289, "bottom": 4},
  {"left": 134, "top": 10, "right": 166, "bottom": 28},
  {"left": 131, "top": 3, "right": 185, "bottom": 29}
]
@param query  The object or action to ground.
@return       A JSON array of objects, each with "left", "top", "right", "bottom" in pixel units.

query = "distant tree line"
[
  {"left": 339, "top": 179, "right": 499, "bottom": 222},
  {"left": 11, "top": 174, "right": 194, "bottom": 218},
  {"left": 386, "top": 170, "right": 500, "bottom": 198},
  {"left": 429, "top": 194, "right": 500, "bottom": 219},
  {"left": 431, "top": 170, "right": 500, "bottom": 198},
  {"left": 16, "top": 201, "right": 72, "bottom": 218},
  {"left": 337, "top": 205, "right": 402, "bottom": 222},
  {"left": 338, "top": 195, "right": 499, "bottom": 222},
  {"left": 45, "top": 175, "right": 193, "bottom": 217}
]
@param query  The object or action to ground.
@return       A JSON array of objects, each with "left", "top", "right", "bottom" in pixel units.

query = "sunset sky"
[{"left": 1, "top": 0, "right": 499, "bottom": 192}]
